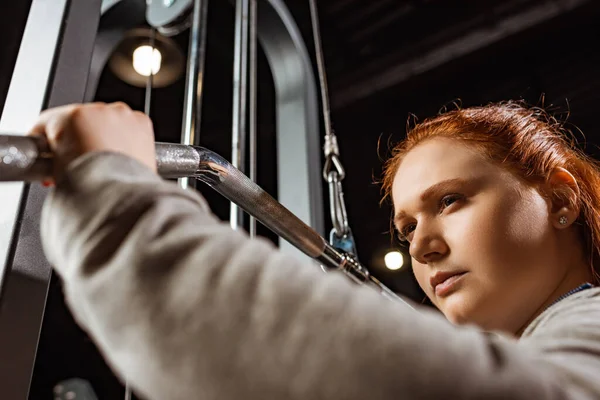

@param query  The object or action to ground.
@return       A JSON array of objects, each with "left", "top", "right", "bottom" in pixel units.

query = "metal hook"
[
  {"left": 323, "top": 153, "right": 346, "bottom": 181},
  {"left": 327, "top": 170, "right": 349, "bottom": 236}
]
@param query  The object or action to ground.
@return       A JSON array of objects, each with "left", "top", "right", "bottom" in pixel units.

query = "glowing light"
[
  {"left": 384, "top": 251, "right": 404, "bottom": 270},
  {"left": 132, "top": 45, "right": 162, "bottom": 77}
]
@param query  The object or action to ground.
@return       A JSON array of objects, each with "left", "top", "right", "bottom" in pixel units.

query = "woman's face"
[{"left": 391, "top": 137, "right": 568, "bottom": 333}]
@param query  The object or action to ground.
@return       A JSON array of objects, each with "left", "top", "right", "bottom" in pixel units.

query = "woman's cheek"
[
  {"left": 446, "top": 204, "right": 492, "bottom": 252},
  {"left": 412, "top": 262, "right": 430, "bottom": 296}
]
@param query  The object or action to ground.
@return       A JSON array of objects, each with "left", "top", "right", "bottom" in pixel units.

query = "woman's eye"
[
  {"left": 439, "top": 194, "right": 462, "bottom": 211},
  {"left": 396, "top": 194, "right": 463, "bottom": 243},
  {"left": 398, "top": 223, "right": 416, "bottom": 243}
]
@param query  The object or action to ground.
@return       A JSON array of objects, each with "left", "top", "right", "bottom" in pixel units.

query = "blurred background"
[{"left": 2, "top": 0, "right": 600, "bottom": 397}]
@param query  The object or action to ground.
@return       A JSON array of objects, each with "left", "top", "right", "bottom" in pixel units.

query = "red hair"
[{"left": 381, "top": 101, "right": 600, "bottom": 283}]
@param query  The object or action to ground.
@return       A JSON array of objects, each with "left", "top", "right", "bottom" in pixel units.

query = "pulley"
[{"left": 146, "top": 0, "right": 194, "bottom": 37}]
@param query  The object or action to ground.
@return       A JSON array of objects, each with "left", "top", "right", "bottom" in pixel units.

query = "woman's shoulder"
[
  {"left": 522, "top": 287, "right": 600, "bottom": 340},
  {"left": 518, "top": 288, "right": 600, "bottom": 395}
]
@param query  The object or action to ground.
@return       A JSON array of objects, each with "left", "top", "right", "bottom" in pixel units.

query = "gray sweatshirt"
[{"left": 40, "top": 152, "right": 600, "bottom": 400}]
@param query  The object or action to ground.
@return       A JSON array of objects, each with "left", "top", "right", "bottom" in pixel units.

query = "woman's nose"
[{"left": 409, "top": 222, "right": 448, "bottom": 264}]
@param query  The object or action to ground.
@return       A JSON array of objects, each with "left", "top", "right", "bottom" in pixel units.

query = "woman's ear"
[{"left": 545, "top": 167, "right": 580, "bottom": 229}]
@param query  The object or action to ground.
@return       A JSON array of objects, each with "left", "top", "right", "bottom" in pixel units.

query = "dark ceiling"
[{"left": 3, "top": 0, "right": 600, "bottom": 398}]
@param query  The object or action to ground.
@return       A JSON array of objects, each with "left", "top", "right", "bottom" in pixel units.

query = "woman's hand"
[{"left": 28, "top": 102, "right": 157, "bottom": 184}]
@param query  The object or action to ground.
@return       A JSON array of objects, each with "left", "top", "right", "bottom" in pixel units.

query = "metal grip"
[
  {"left": 0, "top": 135, "right": 52, "bottom": 182},
  {"left": 0, "top": 134, "right": 411, "bottom": 307},
  {"left": 155, "top": 142, "right": 201, "bottom": 178},
  {"left": 0, "top": 134, "right": 326, "bottom": 258},
  {"left": 191, "top": 146, "right": 327, "bottom": 258}
]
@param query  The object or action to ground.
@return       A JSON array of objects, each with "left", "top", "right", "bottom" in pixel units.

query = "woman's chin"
[{"left": 438, "top": 294, "right": 479, "bottom": 326}]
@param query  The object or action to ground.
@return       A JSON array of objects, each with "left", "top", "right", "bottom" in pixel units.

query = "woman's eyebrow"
[{"left": 393, "top": 178, "right": 469, "bottom": 224}]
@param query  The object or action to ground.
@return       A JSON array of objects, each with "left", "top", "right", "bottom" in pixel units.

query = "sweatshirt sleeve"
[{"left": 40, "top": 151, "right": 600, "bottom": 400}]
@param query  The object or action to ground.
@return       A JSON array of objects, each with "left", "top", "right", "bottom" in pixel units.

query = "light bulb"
[
  {"left": 384, "top": 251, "right": 404, "bottom": 270},
  {"left": 132, "top": 45, "right": 162, "bottom": 77}
]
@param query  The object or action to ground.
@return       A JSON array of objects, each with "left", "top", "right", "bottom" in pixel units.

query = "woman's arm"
[{"left": 42, "top": 151, "right": 600, "bottom": 400}]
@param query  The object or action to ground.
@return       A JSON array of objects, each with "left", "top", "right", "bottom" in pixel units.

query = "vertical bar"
[
  {"left": 128, "top": 23, "right": 159, "bottom": 400},
  {"left": 257, "top": 0, "right": 324, "bottom": 259},
  {"left": 0, "top": 0, "right": 102, "bottom": 397},
  {"left": 179, "top": 0, "right": 209, "bottom": 190},
  {"left": 230, "top": 0, "right": 249, "bottom": 230},
  {"left": 144, "top": 29, "right": 156, "bottom": 116},
  {"left": 249, "top": 0, "right": 257, "bottom": 238},
  {"left": 0, "top": 0, "right": 68, "bottom": 294}
]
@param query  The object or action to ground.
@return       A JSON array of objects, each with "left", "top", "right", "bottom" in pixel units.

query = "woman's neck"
[{"left": 515, "top": 259, "right": 594, "bottom": 337}]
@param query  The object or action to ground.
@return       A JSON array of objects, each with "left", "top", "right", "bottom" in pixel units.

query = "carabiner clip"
[
  {"left": 329, "top": 228, "right": 358, "bottom": 258},
  {"left": 327, "top": 170, "right": 349, "bottom": 236},
  {"left": 322, "top": 134, "right": 355, "bottom": 255}
]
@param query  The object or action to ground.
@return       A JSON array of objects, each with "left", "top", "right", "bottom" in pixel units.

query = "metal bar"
[
  {"left": 0, "top": 0, "right": 102, "bottom": 397},
  {"left": 257, "top": 0, "right": 324, "bottom": 260},
  {"left": 249, "top": 0, "right": 257, "bottom": 238},
  {"left": 0, "top": 135, "right": 412, "bottom": 308},
  {"left": 0, "top": 135, "right": 325, "bottom": 259},
  {"left": 143, "top": 29, "right": 156, "bottom": 116},
  {"left": 230, "top": 0, "right": 249, "bottom": 230},
  {"left": 0, "top": 0, "right": 67, "bottom": 295},
  {"left": 179, "top": 0, "right": 208, "bottom": 190},
  {"left": 128, "top": 21, "right": 159, "bottom": 400}
]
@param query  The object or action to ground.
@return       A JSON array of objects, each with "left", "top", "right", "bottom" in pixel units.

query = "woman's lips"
[{"left": 432, "top": 272, "right": 468, "bottom": 297}]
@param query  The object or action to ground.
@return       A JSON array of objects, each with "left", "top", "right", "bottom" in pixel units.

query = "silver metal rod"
[
  {"left": 179, "top": 0, "right": 209, "bottom": 190},
  {"left": 0, "top": 135, "right": 325, "bottom": 255},
  {"left": 249, "top": 0, "right": 257, "bottom": 238},
  {"left": 0, "top": 135, "right": 412, "bottom": 308},
  {"left": 128, "top": 25, "right": 160, "bottom": 400},
  {"left": 124, "top": 385, "right": 132, "bottom": 400},
  {"left": 144, "top": 29, "right": 156, "bottom": 116},
  {"left": 230, "top": 0, "right": 249, "bottom": 230}
]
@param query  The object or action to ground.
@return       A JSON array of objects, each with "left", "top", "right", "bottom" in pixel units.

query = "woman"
[
  {"left": 380, "top": 102, "right": 600, "bottom": 335},
  {"left": 34, "top": 101, "right": 600, "bottom": 399}
]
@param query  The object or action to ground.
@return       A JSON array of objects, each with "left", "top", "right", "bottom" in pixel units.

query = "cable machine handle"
[{"left": 0, "top": 134, "right": 412, "bottom": 308}]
